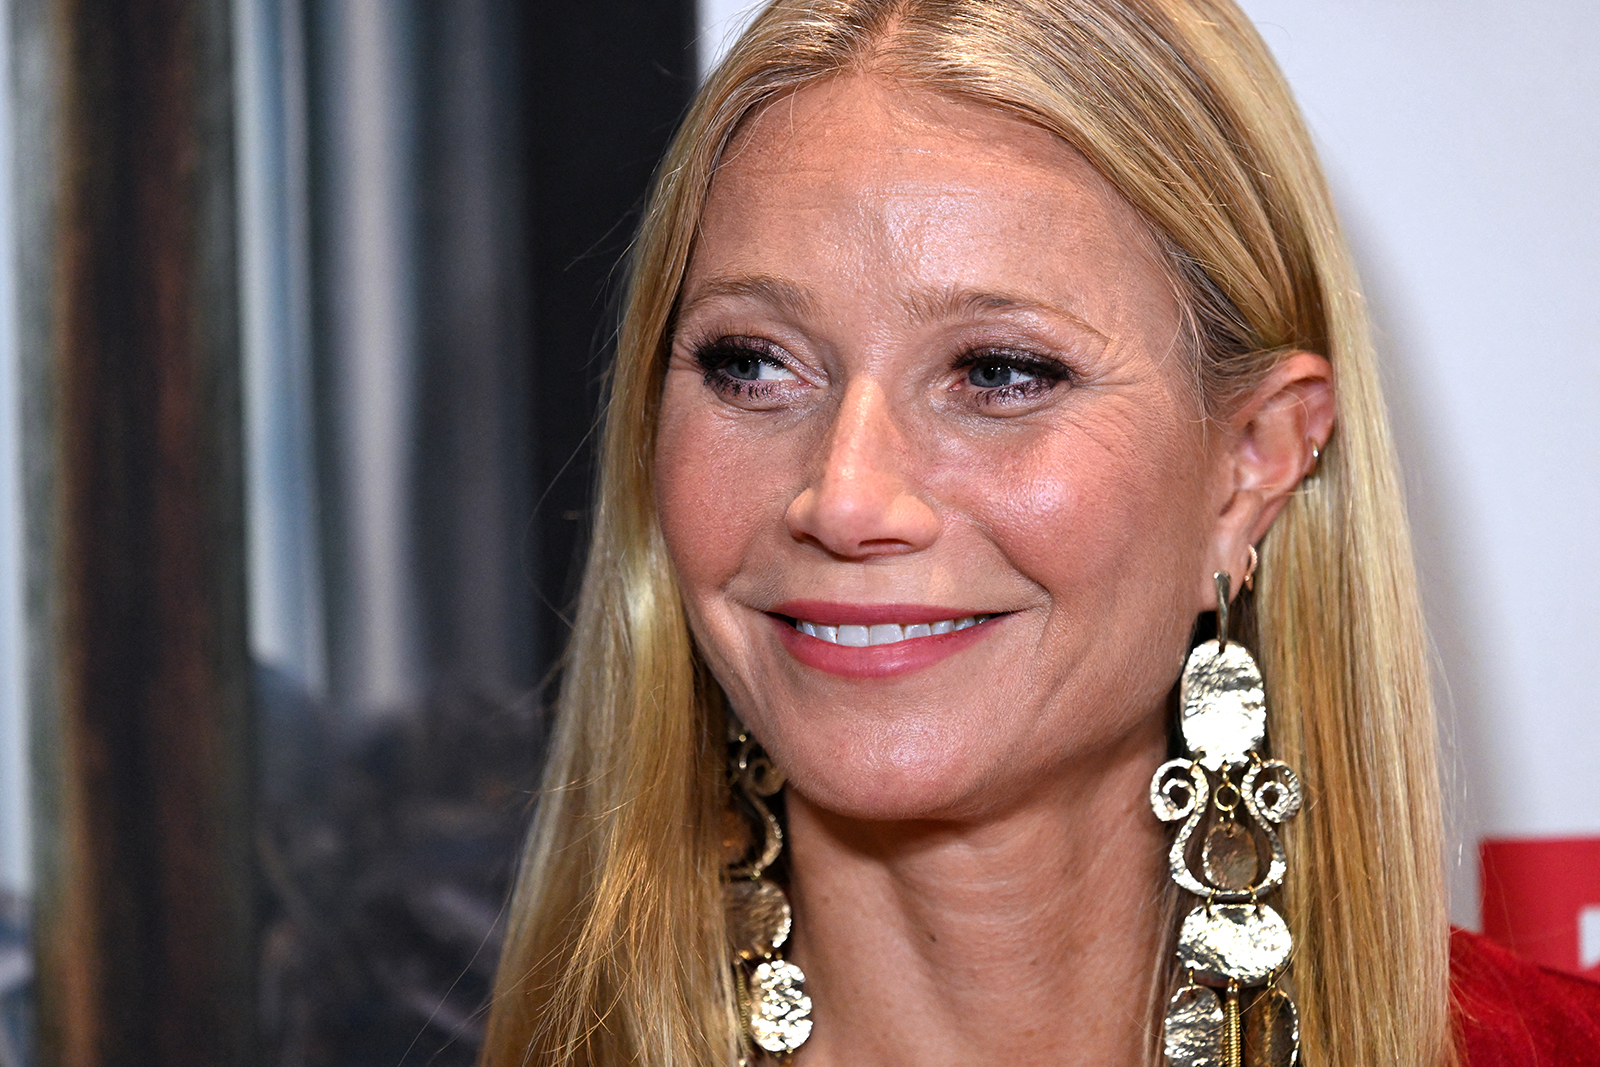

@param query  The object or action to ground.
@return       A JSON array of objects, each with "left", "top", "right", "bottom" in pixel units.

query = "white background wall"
[
  {"left": 697, "top": 0, "right": 1600, "bottom": 928},
  {"left": 1240, "top": 0, "right": 1600, "bottom": 929}
]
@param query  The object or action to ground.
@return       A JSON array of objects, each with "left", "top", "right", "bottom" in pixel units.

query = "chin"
[{"left": 772, "top": 720, "right": 1010, "bottom": 823}]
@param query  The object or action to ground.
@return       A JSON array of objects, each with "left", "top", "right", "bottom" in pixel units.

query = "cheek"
[
  {"left": 654, "top": 402, "right": 734, "bottom": 595},
  {"left": 948, "top": 414, "right": 1205, "bottom": 563},
  {"left": 931, "top": 400, "right": 1213, "bottom": 668},
  {"left": 654, "top": 388, "right": 794, "bottom": 609}
]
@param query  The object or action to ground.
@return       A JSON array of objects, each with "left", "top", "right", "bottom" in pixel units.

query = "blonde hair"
[{"left": 482, "top": 2, "right": 1449, "bottom": 1064}]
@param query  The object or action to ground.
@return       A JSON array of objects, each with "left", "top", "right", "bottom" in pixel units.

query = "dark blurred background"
[{"left": 7, "top": 0, "right": 699, "bottom": 1064}]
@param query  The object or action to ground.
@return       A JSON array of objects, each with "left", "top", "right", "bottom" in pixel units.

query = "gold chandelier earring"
[
  {"left": 1151, "top": 566, "right": 1303, "bottom": 1067},
  {"left": 723, "top": 729, "right": 813, "bottom": 1063}
]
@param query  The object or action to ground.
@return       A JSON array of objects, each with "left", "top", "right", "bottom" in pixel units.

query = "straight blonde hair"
[{"left": 482, "top": 2, "right": 1450, "bottom": 1064}]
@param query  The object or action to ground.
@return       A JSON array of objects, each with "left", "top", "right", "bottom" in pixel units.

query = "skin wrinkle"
[{"left": 653, "top": 74, "right": 1331, "bottom": 1066}]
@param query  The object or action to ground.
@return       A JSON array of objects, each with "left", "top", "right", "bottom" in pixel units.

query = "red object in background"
[{"left": 1481, "top": 837, "right": 1600, "bottom": 979}]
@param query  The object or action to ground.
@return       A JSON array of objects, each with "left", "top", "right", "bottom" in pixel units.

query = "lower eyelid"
[
  {"left": 972, "top": 377, "right": 1058, "bottom": 405},
  {"left": 704, "top": 367, "right": 796, "bottom": 403}
]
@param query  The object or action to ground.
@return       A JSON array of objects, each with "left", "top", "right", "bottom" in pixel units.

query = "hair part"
[{"left": 482, "top": 3, "right": 1450, "bottom": 1065}]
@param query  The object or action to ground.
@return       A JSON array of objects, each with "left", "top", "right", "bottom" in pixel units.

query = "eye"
[
  {"left": 720, "top": 352, "right": 796, "bottom": 382},
  {"left": 955, "top": 349, "right": 1070, "bottom": 406},
  {"left": 966, "top": 360, "right": 1040, "bottom": 389},
  {"left": 691, "top": 336, "right": 801, "bottom": 403}
]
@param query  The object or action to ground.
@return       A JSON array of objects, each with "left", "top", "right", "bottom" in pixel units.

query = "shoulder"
[{"left": 1452, "top": 927, "right": 1600, "bottom": 1066}]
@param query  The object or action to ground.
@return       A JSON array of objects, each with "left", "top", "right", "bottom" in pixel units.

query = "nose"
[{"left": 784, "top": 378, "right": 940, "bottom": 558}]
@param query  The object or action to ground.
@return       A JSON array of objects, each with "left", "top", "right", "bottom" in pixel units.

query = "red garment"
[{"left": 1453, "top": 928, "right": 1600, "bottom": 1065}]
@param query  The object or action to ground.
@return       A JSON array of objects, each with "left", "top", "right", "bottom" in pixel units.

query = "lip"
[{"left": 767, "top": 601, "right": 1007, "bottom": 679}]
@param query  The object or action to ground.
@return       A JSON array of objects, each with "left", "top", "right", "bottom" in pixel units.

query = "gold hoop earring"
[
  {"left": 725, "top": 731, "right": 812, "bottom": 1063},
  {"left": 1151, "top": 572, "right": 1303, "bottom": 1067}
]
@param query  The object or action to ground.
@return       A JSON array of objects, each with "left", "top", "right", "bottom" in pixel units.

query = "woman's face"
[{"left": 655, "top": 76, "right": 1237, "bottom": 822}]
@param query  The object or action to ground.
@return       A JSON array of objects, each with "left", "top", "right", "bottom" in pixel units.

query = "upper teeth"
[{"left": 793, "top": 616, "right": 990, "bottom": 646}]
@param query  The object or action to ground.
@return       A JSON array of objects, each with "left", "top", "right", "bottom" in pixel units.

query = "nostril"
[{"left": 784, "top": 480, "right": 940, "bottom": 559}]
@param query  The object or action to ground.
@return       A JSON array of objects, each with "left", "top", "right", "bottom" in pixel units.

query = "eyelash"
[
  {"left": 952, "top": 349, "right": 1073, "bottom": 406},
  {"left": 688, "top": 336, "right": 1074, "bottom": 407},
  {"left": 693, "top": 337, "right": 793, "bottom": 400}
]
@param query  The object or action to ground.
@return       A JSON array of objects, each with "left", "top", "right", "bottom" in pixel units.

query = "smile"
[
  {"left": 791, "top": 615, "right": 995, "bottom": 646},
  {"left": 769, "top": 605, "right": 1006, "bottom": 679}
]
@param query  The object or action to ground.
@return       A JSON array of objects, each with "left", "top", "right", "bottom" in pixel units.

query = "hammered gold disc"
[
  {"left": 725, "top": 878, "right": 792, "bottom": 961},
  {"left": 748, "top": 959, "right": 813, "bottom": 1053},
  {"left": 1178, "top": 902, "right": 1291, "bottom": 986},
  {"left": 1163, "top": 985, "right": 1225, "bottom": 1067},
  {"left": 1179, "top": 639, "right": 1266, "bottom": 771},
  {"left": 1202, "top": 819, "right": 1259, "bottom": 891},
  {"left": 1244, "top": 987, "right": 1300, "bottom": 1067}
]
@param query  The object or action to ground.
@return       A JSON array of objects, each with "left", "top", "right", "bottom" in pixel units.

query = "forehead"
[
  {"left": 691, "top": 75, "right": 1178, "bottom": 335},
  {"left": 717, "top": 74, "right": 1111, "bottom": 202}
]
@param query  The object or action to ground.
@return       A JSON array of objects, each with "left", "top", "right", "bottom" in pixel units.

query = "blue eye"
[
  {"left": 691, "top": 337, "right": 800, "bottom": 401},
  {"left": 967, "top": 361, "right": 1040, "bottom": 389},
  {"left": 957, "top": 350, "right": 1070, "bottom": 406},
  {"left": 723, "top": 354, "right": 792, "bottom": 381}
]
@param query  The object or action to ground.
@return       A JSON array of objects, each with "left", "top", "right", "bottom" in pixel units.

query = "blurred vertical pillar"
[
  {"left": 305, "top": 0, "right": 539, "bottom": 724},
  {"left": 13, "top": 0, "right": 254, "bottom": 1065},
  {"left": 0, "top": 0, "right": 31, "bottom": 903},
  {"left": 236, "top": 0, "right": 324, "bottom": 708},
  {"left": 415, "top": 0, "right": 533, "bottom": 703},
  {"left": 309, "top": 0, "right": 424, "bottom": 726}
]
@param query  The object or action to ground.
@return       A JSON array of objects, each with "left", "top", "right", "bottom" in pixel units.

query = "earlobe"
[{"left": 1201, "top": 351, "right": 1334, "bottom": 598}]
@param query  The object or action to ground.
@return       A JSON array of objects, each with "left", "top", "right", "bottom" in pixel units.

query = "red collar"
[{"left": 1452, "top": 928, "right": 1600, "bottom": 1065}]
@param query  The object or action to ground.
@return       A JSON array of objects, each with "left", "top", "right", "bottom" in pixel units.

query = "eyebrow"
[
  {"left": 679, "top": 274, "right": 820, "bottom": 322},
  {"left": 680, "top": 272, "right": 1107, "bottom": 342},
  {"left": 896, "top": 285, "right": 1108, "bottom": 342}
]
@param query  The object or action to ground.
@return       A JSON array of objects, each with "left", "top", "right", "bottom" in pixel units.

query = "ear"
[{"left": 1200, "top": 351, "right": 1334, "bottom": 606}]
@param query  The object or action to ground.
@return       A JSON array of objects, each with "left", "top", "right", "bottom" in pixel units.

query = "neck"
[{"left": 782, "top": 741, "right": 1172, "bottom": 1067}]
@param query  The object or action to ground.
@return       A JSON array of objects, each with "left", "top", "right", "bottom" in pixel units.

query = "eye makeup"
[
  {"left": 684, "top": 332, "right": 1077, "bottom": 412},
  {"left": 692, "top": 336, "right": 799, "bottom": 402},
  {"left": 951, "top": 347, "right": 1074, "bottom": 408}
]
